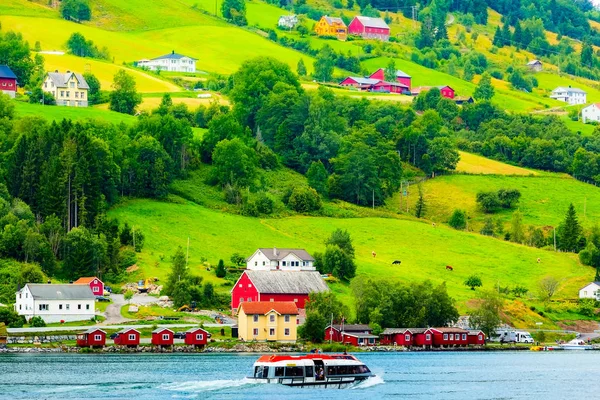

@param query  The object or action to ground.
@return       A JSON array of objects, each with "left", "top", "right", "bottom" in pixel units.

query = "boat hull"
[{"left": 249, "top": 375, "right": 373, "bottom": 388}]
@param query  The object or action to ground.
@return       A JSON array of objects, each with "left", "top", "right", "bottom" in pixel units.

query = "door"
[{"left": 313, "top": 360, "right": 325, "bottom": 381}]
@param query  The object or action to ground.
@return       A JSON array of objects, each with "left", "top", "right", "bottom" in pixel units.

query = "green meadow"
[{"left": 14, "top": 101, "right": 136, "bottom": 124}]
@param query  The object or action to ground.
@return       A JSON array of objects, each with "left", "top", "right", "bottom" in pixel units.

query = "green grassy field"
[
  {"left": 14, "top": 101, "right": 136, "bottom": 124},
  {"left": 456, "top": 152, "right": 539, "bottom": 176}
]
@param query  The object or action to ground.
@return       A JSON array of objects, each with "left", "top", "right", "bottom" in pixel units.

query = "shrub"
[
  {"left": 29, "top": 316, "right": 46, "bottom": 327},
  {"left": 288, "top": 186, "right": 322, "bottom": 213},
  {"left": 464, "top": 275, "right": 482, "bottom": 290},
  {"left": 476, "top": 191, "right": 501, "bottom": 213},
  {"left": 255, "top": 192, "right": 274, "bottom": 215},
  {"left": 241, "top": 198, "right": 259, "bottom": 217},
  {"left": 230, "top": 253, "right": 246, "bottom": 266},
  {"left": 216, "top": 259, "right": 227, "bottom": 278},
  {"left": 448, "top": 209, "right": 467, "bottom": 230},
  {"left": 578, "top": 298, "right": 597, "bottom": 317}
]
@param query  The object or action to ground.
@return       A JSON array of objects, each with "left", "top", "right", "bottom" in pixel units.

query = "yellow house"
[
  {"left": 314, "top": 15, "right": 348, "bottom": 40},
  {"left": 238, "top": 301, "right": 299, "bottom": 343},
  {"left": 43, "top": 70, "right": 89, "bottom": 107}
]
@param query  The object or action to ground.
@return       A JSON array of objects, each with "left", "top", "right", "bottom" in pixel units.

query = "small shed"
[
  {"left": 184, "top": 327, "right": 210, "bottom": 347},
  {"left": 341, "top": 332, "right": 378, "bottom": 346},
  {"left": 114, "top": 328, "right": 140, "bottom": 347},
  {"left": 76, "top": 328, "right": 106, "bottom": 348},
  {"left": 380, "top": 328, "right": 413, "bottom": 346},
  {"left": 468, "top": 330, "right": 486, "bottom": 345},
  {"left": 152, "top": 327, "right": 174, "bottom": 347},
  {"left": 526, "top": 59, "right": 543, "bottom": 72}
]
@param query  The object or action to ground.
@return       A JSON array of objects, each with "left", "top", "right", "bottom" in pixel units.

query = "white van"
[{"left": 493, "top": 330, "right": 534, "bottom": 344}]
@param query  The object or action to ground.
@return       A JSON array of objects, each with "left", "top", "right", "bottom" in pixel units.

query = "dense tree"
[
  {"left": 109, "top": 70, "right": 142, "bottom": 115},
  {"left": 66, "top": 33, "right": 109, "bottom": 59},
  {"left": 480, "top": 217, "right": 495, "bottom": 236},
  {"left": 164, "top": 246, "right": 187, "bottom": 296},
  {"left": 473, "top": 73, "right": 495, "bottom": 101},
  {"left": 83, "top": 72, "right": 101, "bottom": 104},
  {"left": 306, "top": 161, "right": 328, "bottom": 196},
  {"left": 321, "top": 245, "right": 356, "bottom": 281},
  {"left": 62, "top": 227, "right": 107, "bottom": 280},
  {"left": 414, "top": 183, "right": 425, "bottom": 218},
  {"left": 468, "top": 290, "right": 503, "bottom": 339},
  {"left": 296, "top": 58, "right": 307, "bottom": 76},
  {"left": 384, "top": 59, "right": 397, "bottom": 82},
  {"left": 558, "top": 203, "right": 582, "bottom": 252},
  {"left": 0, "top": 31, "right": 35, "bottom": 86},
  {"left": 325, "top": 229, "right": 355, "bottom": 258},
  {"left": 287, "top": 186, "right": 322, "bottom": 212},
  {"left": 60, "top": 0, "right": 92, "bottom": 21},
  {"left": 464, "top": 275, "right": 483, "bottom": 290},
  {"left": 510, "top": 210, "right": 525, "bottom": 244},
  {"left": 476, "top": 191, "right": 501, "bottom": 213},
  {"left": 212, "top": 138, "right": 258, "bottom": 187},
  {"left": 313, "top": 45, "right": 335, "bottom": 82},
  {"left": 448, "top": 209, "right": 467, "bottom": 230},
  {"left": 216, "top": 259, "right": 227, "bottom": 278},
  {"left": 221, "top": 0, "right": 247, "bottom": 25}
]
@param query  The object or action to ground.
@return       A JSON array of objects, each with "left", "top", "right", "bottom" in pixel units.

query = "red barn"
[
  {"left": 74, "top": 277, "right": 104, "bottom": 296},
  {"left": 380, "top": 328, "right": 413, "bottom": 346},
  {"left": 339, "top": 76, "right": 380, "bottom": 90},
  {"left": 152, "top": 327, "right": 174, "bottom": 347},
  {"left": 231, "top": 270, "right": 329, "bottom": 313},
  {"left": 0, "top": 65, "right": 17, "bottom": 99},
  {"left": 76, "top": 328, "right": 106, "bottom": 348},
  {"left": 411, "top": 85, "right": 455, "bottom": 99},
  {"left": 468, "top": 330, "right": 486, "bottom": 345},
  {"left": 114, "top": 328, "right": 140, "bottom": 347},
  {"left": 324, "top": 324, "right": 373, "bottom": 343},
  {"left": 184, "top": 327, "right": 210, "bottom": 347},
  {"left": 348, "top": 16, "right": 390, "bottom": 41},
  {"left": 369, "top": 68, "right": 412, "bottom": 89},
  {"left": 430, "top": 327, "right": 469, "bottom": 347},
  {"left": 371, "top": 80, "right": 409, "bottom": 94}
]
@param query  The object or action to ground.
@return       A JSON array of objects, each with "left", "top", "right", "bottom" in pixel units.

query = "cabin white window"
[
  {"left": 86, "top": 304, "right": 90, "bottom": 310},
  {"left": 284, "top": 315, "right": 290, "bottom": 323},
  {"left": 254, "top": 261, "right": 257, "bottom": 266},
  {"left": 247, "top": 298, "right": 252, "bottom": 302},
  {"left": 19, "top": 293, "right": 21, "bottom": 299},
  {"left": 405, "top": 334, "right": 410, "bottom": 341},
  {"left": 39, "top": 304, "right": 49, "bottom": 311},
  {"left": 253, "top": 328, "right": 259, "bottom": 336},
  {"left": 128, "top": 334, "right": 135, "bottom": 340},
  {"left": 238, "top": 284, "right": 242, "bottom": 288},
  {"left": 94, "top": 335, "right": 101, "bottom": 341},
  {"left": 269, "top": 328, "right": 275, "bottom": 336},
  {"left": 462, "top": 334, "right": 467, "bottom": 340},
  {"left": 282, "top": 261, "right": 286, "bottom": 266},
  {"left": 449, "top": 334, "right": 454, "bottom": 340},
  {"left": 584, "top": 291, "right": 587, "bottom": 296},
  {"left": 269, "top": 314, "right": 275, "bottom": 323},
  {"left": 253, "top": 315, "right": 259, "bottom": 323},
  {"left": 284, "top": 328, "right": 290, "bottom": 336},
  {"left": 19, "top": 305, "right": 21, "bottom": 310},
  {"left": 78, "top": 304, "right": 82, "bottom": 310},
  {"left": 25, "top": 292, "right": 28, "bottom": 298},
  {"left": 262, "top": 261, "right": 265, "bottom": 266},
  {"left": 294, "top": 299, "right": 298, "bottom": 303},
  {"left": 59, "top": 304, "right": 63, "bottom": 310},
  {"left": 162, "top": 334, "right": 169, "bottom": 340},
  {"left": 94, "top": 280, "right": 97, "bottom": 284},
  {"left": 196, "top": 334, "right": 203, "bottom": 341},
  {"left": 369, "top": 338, "right": 375, "bottom": 344},
  {"left": 248, "top": 284, "right": 252, "bottom": 288},
  {"left": 93, "top": 287, "right": 99, "bottom": 293},
  {"left": 479, "top": 335, "right": 483, "bottom": 340},
  {"left": 270, "top": 298, "right": 274, "bottom": 302},
  {"left": 239, "top": 298, "right": 243, "bottom": 303},
  {"left": 443, "top": 334, "right": 448, "bottom": 340},
  {"left": 66, "top": 304, "right": 70, "bottom": 310}
]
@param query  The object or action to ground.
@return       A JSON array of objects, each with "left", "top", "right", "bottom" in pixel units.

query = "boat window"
[
  {"left": 327, "top": 366, "right": 335, "bottom": 376},
  {"left": 274, "top": 367, "right": 285, "bottom": 377},
  {"left": 337, "top": 366, "right": 348, "bottom": 375},
  {"left": 357, "top": 365, "right": 371, "bottom": 374},
  {"left": 254, "top": 366, "right": 269, "bottom": 378},
  {"left": 305, "top": 366, "right": 314, "bottom": 378},
  {"left": 284, "top": 366, "right": 304, "bottom": 377}
]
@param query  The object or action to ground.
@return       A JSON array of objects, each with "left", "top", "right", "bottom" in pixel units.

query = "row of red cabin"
[{"left": 76, "top": 327, "right": 210, "bottom": 348}]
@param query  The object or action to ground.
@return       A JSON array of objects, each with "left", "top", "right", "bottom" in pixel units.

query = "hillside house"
[
  {"left": 369, "top": 68, "right": 412, "bottom": 89},
  {"left": 114, "top": 328, "right": 140, "bottom": 347},
  {"left": 412, "top": 85, "right": 455, "bottom": 99},
  {"left": 348, "top": 16, "right": 390, "bottom": 41},
  {"left": 185, "top": 327, "right": 210, "bottom": 347},
  {"left": 581, "top": 103, "right": 600, "bottom": 123},
  {"left": 550, "top": 86, "right": 587, "bottom": 105},
  {"left": 579, "top": 282, "right": 600, "bottom": 300},
  {"left": 15, "top": 284, "right": 95, "bottom": 323},
  {"left": 526, "top": 60, "right": 543, "bottom": 72},
  {"left": 325, "top": 324, "right": 377, "bottom": 346},
  {"left": 76, "top": 328, "right": 106, "bottom": 348},
  {"left": 74, "top": 277, "right": 104, "bottom": 296},
  {"left": 151, "top": 327, "right": 174, "bottom": 347},
  {"left": 339, "top": 76, "right": 408, "bottom": 94},
  {"left": 0, "top": 65, "right": 18, "bottom": 98},
  {"left": 314, "top": 16, "right": 347, "bottom": 40},
  {"left": 137, "top": 51, "right": 197, "bottom": 73},
  {"left": 237, "top": 301, "right": 299, "bottom": 342},
  {"left": 246, "top": 248, "right": 316, "bottom": 271},
  {"left": 454, "top": 96, "right": 474, "bottom": 105},
  {"left": 278, "top": 15, "right": 298, "bottom": 29},
  {"left": 43, "top": 70, "right": 89, "bottom": 107},
  {"left": 231, "top": 270, "right": 329, "bottom": 312}
]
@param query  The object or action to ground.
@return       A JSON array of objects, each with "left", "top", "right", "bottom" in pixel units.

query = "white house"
[
  {"left": 579, "top": 282, "right": 600, "bottom": 300},
  {"left": 278, "top": 15, "right": 298, "bottom": 29},
  {"left": 137, "top": 51, "right": 197, "bottom": 73},
  {"left": 246, "top": 248, "right": 316, "bottom": 271},
  {"left": 43, "top": 70, "right": 89, "bottom": 107},
  {"left": 581, "top": 103, "right": 600, "bottom": 123},
  {"left": 15, "top": 284, "right": 96, "bottom": 323},
  {"left": 550, "top": 86, "right": 587, "bottom": 105}
]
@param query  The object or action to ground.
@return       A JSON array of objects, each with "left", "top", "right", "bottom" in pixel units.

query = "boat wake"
[
  {"left": 159, "top": 378, "right": 263, "bottom": 393},
  {"left": 351, "top": 375, "right": 385, "bottom": 389}
]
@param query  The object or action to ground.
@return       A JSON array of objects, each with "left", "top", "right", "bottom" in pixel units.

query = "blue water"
[{"left": 0, "top": 351, "right": 597, "bottom": 399}]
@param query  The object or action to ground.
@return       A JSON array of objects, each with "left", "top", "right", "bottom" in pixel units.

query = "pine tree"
[
  {"left": 414, "top": 184, "right": 425, "bottom": 218},
  {"left": 492, "top": 26, "right": 504, "bottom": 47},
  {"left": 216, "top": 259, "right": 227, "bottom": 278},
  {"left": 581, "top": 41, "right": 594, "bottom": 67},
  {"left": 501, "top": 20, "right": 511, "bottom": 47},
  {"left": 165, "top": 246, "right": 187, "bottom": 295},
  {"left": 296, "top": 58, "right": 307, "bottom": 77},
  {"left": 512, "top": 22, "right": 522, "bottom": 47},
  {"left": 558, "top": 203, "right": 582, "bottom": 252}
]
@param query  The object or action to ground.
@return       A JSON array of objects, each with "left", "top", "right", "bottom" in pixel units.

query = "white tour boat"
[
  {"left": 248, "top": 353, "right": 374, "bottom": 388},
  {"left": 558, "top": 339, "right": 593, "bottom": 350}
]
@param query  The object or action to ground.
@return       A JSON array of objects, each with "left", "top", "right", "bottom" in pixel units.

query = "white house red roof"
[{"left": 354, "top": 16, "right": 389, "bottom": 29}]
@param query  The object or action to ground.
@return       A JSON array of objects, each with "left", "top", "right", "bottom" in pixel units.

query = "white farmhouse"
[
  {"left": 579, "top": 282, "right": 600, "bottom": 300},
  {"left": 581, "top": 103, "right": 600, "bottom": 123},
  {"left": 246, "top": 248, "right": 316, "bottom": 271},
  {"left": 15, "top": 284, "right": 96, "bottom": 323},
  {"left": 278, "top": 15, "right": 298, "bottom": 29},
  {"left": 137, "top": 51, "right": 197, "bottom": 73},
  {"left": 550, "top": 86, "right": 587, "bottom": 105}
]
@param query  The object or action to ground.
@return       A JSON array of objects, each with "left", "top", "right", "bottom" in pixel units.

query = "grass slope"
[
  {"left": 456, "top": 151, "right": 538, "bottom": 176},
  {"left": 14, "top": 101, "right": 136, "bottom": 124},
  {"left": 108, "top": 198, "right": 591, "bottom": 310}
]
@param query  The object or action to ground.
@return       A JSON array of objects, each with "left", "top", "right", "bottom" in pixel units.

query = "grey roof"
[
  {"left": 152, "top": 328, "right": 173, "bottom": 334},
  {"left": 344, "top": 77, "right": 380, "bottom": 85},
  {"left": 343, "top": 332, "right": 379, "bottom": 338},
  {"left": 324, "top": 16, "right": 346, "bottom": 26},
  {"left": 527, "top": 60, "right": 542, "bottom": 65},
  {"left": 46, "top": 72, "right": 89, "bottom": 89},
  {"left": 256, "top": 248, "right": 315, "bottom": 262},
  {"left": 395, "top": 69, "right": 411, "bottom": 78},
  {"left": 117, "top": 328, "right": 140, "bottom": 334},
  {"left": 25, "top": 284, "right": 95, "bottom": 300},
  {"left": 468, "top": 330, "right": 484, "bottom": 335},
  {"left": 579, "top": 281, "right": 600, "bottom": 290},
  {"left": 152, "top": 51, "right": 197, "bottom": 61},
  {"left": 83, "top": 328, "right": 106, "bottom": 334},
  {"left": 0, "top": 65, "right": 17, "bottom": 80},
  {"left": 244, "top": 270, "right": 329, "bottom": 294},
  {"left": 552, "top": 86, "right": 586, "bottom": 94},
  {"left": 330, "top": 324, "right": 371, "bottom": 332},
  {"left": 355, "top": 16, "right": 389, "bottom": 29}
]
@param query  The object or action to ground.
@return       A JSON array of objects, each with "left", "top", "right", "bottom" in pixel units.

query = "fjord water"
[{"left": 0, "top": 351, "right": 596, "bottom": 399}]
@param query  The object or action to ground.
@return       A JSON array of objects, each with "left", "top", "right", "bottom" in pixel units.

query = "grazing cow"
[
  {"left": 372, "top": 251, "right": 377, "bottom": 258},
  {"left": 392, "top": 260, "right": 402, "bottom": 265},
  {"left": 446, "top": 265, "right": 453, "bottom": 271},
  {"left": 537, "top": 258, "right": 541, "bottom": 263}
]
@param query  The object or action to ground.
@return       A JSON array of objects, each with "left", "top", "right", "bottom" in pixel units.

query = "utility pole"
[
  {"left": 406, "top": 182, "right": 410, "bottom": 213},
  {"left": 411, "top": 5, "right": 417, "bottom": 29},
  {"left": 553, "top": 227, "right": 557, "bottom": 251},
  {"left": 186, "top": 237, "right": 190, "bottom": 269},
  {"left": 400, "top": 181, "right": 403, "bottom": 212}
]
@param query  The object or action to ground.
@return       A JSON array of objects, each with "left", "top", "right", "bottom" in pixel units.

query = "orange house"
[{"left": 315, "top": 16, "right": 348, "bottom": 40}]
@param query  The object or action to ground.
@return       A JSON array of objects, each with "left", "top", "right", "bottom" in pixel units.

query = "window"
[
  {"left": 75, "top": 92, "right": 79, "bottom": 98},
  {"left": 44, "top": 82, "right": 47, "bottom": 88},
  {"left": 66, "top": 304, "right": 70, "bottom": 310},
  {"left": 59, "top": 304, "right": 63, "bottom": 310},
  {"left": 60, "top": 91, "right": 64, "bottom": 97},
  {"left": 449, "top": 334, "right": 454, "bottom": 340},
  {"left": 238, "top": 284, "right": 242, "bottom": 288},
  {"left": 262, "top": 261, "right": 265, "bottom": 266},
  {"left": 81, "top": 92, "right": 84, "bottom": 98},
  {"left": 284, "top": 328, "right": 290, "bottom": 336},
  {"left": 274, "top": 367, "right": 284, "bottom": 377},
  {"left": 405, "top": 334, "right": 410, "bottom": 341},
  {"left": 39, "top": 304, "right": 49, "bottom": 311},
  {"left": 462, "top": 334, "right": 467, "bottom": 340},
  {"left": 284, "top": 315, "right": 290, "bottom": 323},
  {"left": 93, "top": 287, "right": 99, "bottom": 293},
  {"left": 247, "top": 298, "right": 252, "bottom": 302},
  {"left": 78, "top": 304, "right": 82, "bottom": 310},
  {"left": 254, "top": 366, "right": 269, "bottom": 378},
  {"left": 70, "top": 82, "right": 75, "bottom": 88},
  {"left": 162, "top": 334, "right": 169, "bottom": 340},
  {"left": 254, "top": 261, "right": 257, "bottom": 266},
  {"left": 282, "top": 261, "right": 287, "bottom": 266},
  {"left": 66, "top": 91, "right": 70, "bottom": 98},
  {"left": 270, "top": 298, "right": 274, "bottom": 302},
  {"left": 239, "top": 298, "right": 243, "bottom": 303},
  {"left": 94, "top": 335, "right": 102, "bottom": 341},
  {"left": 253, "top": 315, "right": 259, "bottom": 323},
  {"left": 443, "top": 334, "right": 448, "bottom": 340},
  {"left": 19, "top": 293, "right": 21, "bottom": 299},
  {"left": 128, "top": 334, "right": 135, "bottom": 340},
  {"left": 1, "top": 83, "right": 5, "bottom": 87},
  {"left": 253, "top": 328, "right": 259, "bottom": 336},
  {"left": 19, "top": 304, "right": 21, "bottom": 310},
  {"left": 293, "top": 298, "right": 298, "bottom": 303},
  {"left": 86, "top": 304, "right": 90, "bottom": 310},
  {"left": 269, "top": 314, "right": 275, "bottom": 323},
  {"left": 269, "top": 328, "right": 275, "bottom": 336},
  {"left": 248, "top": 284, "right": 252, "bottom": 288},
  {"left": 196, "top": 334, "right": 203, "bottom": 341}
]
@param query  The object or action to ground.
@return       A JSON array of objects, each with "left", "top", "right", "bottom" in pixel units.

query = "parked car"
[
  {"left": 110, "top": 333, "right": 119, "bottom": 339},
  {"left": 173, "top": 332, "right": 186, "bottom": 339},
  {"left": 96, "top": 296, "right": 110, "bottom": 302}
]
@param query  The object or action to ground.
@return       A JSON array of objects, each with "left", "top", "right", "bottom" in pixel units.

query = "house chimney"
[
  {"left": 66, "top": 70, "right": 70, "bottom": 74},
  {"left": 55, "top": 69, "right": 58, "bottom": 73},
  {"left": 172, "top": 50, "right": 175, "bottom": 54},
  {"left": 273, "top": 247, "right": 277, "bottom": 256}
]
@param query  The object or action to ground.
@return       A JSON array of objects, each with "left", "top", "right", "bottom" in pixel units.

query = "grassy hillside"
[
  {"left": 108, "top": 198, "right": 591, "bottom": 310},
  {"left": 456, "top": 152, "right": 538, "bottom": 176},
  {"left": 14, "top": 101, "right": 136, "bottom": 124}
]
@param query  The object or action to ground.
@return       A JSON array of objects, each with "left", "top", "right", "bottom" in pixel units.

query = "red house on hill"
[
  {"left": 411, "top": 85, "right": 455, "bottom": 99},
  {"left": 339, "top": 76, "right": 409, "bottom": 94},
  {"left": 114, "top": 328, "right": 140, "bottom": 347},
  {"left": 231, "top": 270, "right": 329, "bottom": 313},
  {"left": 74, "top": 277, "right": 104, "bottom": 296},
  {"left": 0, "top": 65, "right": 17, "bottom": 99},
  {"left": 76, "top": 328, "right": 106, "bottom": 348},
  {"left": 152, "top": 327, "right": 174, "bottom": 347},
  {"left": 184, "top": 327, "right": 210, "bottom": 347},
  {"left": 369, "top": 68, "right": 412, "bottom": 89},
  {"left": 348, "top": 16, "right": 390, "bottom": 41}
]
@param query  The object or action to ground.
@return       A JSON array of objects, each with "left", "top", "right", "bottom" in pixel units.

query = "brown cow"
[{"left": 446, "top": 265, "right": 453, "bottom": 271}]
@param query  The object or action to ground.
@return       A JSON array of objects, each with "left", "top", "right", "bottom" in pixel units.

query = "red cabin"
[
  {"left": 369, "top": 68, "right": 412, "bottom": 90},
  {"left": 114, "top": 328, "right": 140, "bottom": 347},
  {"left": 411, "top": 85, "right": 455, "bottom": 99},
  {"left": 371, "top": 81, "right": 409, "bottom": 94},
  {"left": 430, "top": 328, "right": 469, "bottom": 347},
  {"left": 0, "top": 65, "right": 17, "bottom": 99},
  {"left": 231, "top": 270, "right": 328, "bottom": 313},
  {"left": 74, "top": 277, "right": 104, "bottom": 297},
  {"left": 412, "top": 328, "right": 435, "bottom": 347},
  {"left": 379, "top": 328, "right": 413, "bottom": 346},
  {"left": 151, "top": 328, "right": 174, "bottom": 347},
  {"left": 324, "top": 324, "right": 375, "bottom": 345},
  {"left": 468, "top": 330, "right": 486, "bottom": 345},
  {"left": 76, "top": 328, "right": 106, "bottom": 348},
  {"left": 348, "top": 16, "right": 390, "bottom": 41},
  {"left": 184, "top": 327, "right": 210, "bottom": 347},
  {"left": 341, "top": 332, "right": 378, "bottom": 346}
]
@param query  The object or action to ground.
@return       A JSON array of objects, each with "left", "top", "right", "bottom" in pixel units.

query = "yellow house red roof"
[{"left": 239, "top": 301, "right": 299, "bottom": 315}]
